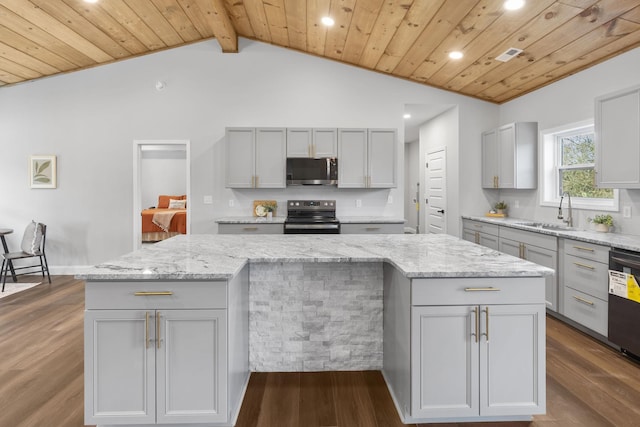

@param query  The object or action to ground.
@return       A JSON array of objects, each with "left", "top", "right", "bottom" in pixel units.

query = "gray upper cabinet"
[
  {"left": 226, "top": 127, "right": 286, "bottom": 188},
  {"left": 287, "top": 128, "right": 337, "bottom": 158},
  {"left": 338, "top": 128, "right": 397, "bottom": 188},
  {"left": 482, "top": 122, "right": 537, "bottom": 189},
  {"left": 595, "top": 85, "right": 640, "bottom": 188}
]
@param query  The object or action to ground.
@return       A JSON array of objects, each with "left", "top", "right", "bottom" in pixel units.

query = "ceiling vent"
[{"left": 496, "top": 47, "right": 523, "bottom": 62}]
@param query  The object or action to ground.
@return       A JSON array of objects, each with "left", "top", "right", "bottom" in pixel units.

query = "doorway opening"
[{"left": 133, "top": 140, "right": 191, "bottom": 250}]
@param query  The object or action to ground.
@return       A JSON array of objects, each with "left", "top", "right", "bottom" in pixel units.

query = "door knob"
[{"left": 437, "top": 209, "right": 445, "bottom": 214}]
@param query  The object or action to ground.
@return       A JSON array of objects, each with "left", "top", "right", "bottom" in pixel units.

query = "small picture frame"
[{"left": 29, "top": 155, "right": 57, "bottom": 189}]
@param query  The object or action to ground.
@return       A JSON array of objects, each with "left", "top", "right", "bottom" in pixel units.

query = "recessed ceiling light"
[
  {"left": 84, "top": 0, "right": 99, "bottom": 3},
  {"left": 321, "top": 16, "right": 335, "bottom": 27},
  {"left": 449, "top": 51, "right": 463, "bottom": 60},
  {"left": 403, "top": 113, "right": 411, "bottom": 119},
  {"left": 504, "top": 0, "right": 525, "bottom": 11}
]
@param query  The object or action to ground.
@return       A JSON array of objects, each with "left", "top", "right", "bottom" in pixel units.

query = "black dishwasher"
[{"left": 609, "top": 248, "right": 640, "bottom": 360}]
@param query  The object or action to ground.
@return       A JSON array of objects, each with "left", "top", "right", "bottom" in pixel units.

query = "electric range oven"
[{"left": 283, "top": 200, "right": 340, "bottom": 234}]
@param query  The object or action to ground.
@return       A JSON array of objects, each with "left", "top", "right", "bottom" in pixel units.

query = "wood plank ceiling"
[{"left": 1, "top": 0, "right": 640, "bottom": 103}]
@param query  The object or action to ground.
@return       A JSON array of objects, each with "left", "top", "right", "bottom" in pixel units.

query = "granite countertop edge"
[
  {"left": 462, "top": 215, "right": 640, "bottom": 252},
  {"left": 215, "top": 216, "right": 405, "bottom": 224}
]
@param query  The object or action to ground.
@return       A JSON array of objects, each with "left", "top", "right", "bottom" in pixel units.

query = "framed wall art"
[{"left": 29, "top": 155, "right": 57, "bottom": 189}]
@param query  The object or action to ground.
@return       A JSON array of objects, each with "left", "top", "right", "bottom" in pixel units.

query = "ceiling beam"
[{"left": 198, "top": 0, "right": 238, "bottom": 53}]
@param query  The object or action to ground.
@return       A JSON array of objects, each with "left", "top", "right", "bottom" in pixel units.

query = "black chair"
[{"left": 1, "top": 222, "right": 51, "bottom": 291}]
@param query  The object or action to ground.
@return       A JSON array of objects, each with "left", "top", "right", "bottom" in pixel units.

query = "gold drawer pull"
[
  {"left": 145, "top": 312, "right": 150, "bottom": 349},
  {"left": 135, "top": 291, "right": 173, "bottom": 296},
  {"left": 573, "top": 262, "right": 595, "bottom": 270},
  {"left": 573, "top": 245, "right": 595, "bottom": 252},
  {"left": 464, "top": 287, "right": 500, "bottom": 292},
  {"left": 157, "top": 312, "right": 162, "bottom": 349},
  {"left": 365, "top": 227, "right": 381, "bottom": 231},
  {"left": 573, "top": 295, "right": 595, "bottom": 306},
  {"left": 243, "top": 227, "right": 258, "bottom": 231}
]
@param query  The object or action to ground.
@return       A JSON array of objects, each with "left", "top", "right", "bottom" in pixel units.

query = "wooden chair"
[{"left": 1, "top": 222, "right": 51, "bottom": 291}]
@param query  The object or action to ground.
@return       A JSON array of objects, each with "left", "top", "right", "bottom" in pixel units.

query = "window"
[{"left": 541, "top": 120, "right": 618, "bottom": 211}]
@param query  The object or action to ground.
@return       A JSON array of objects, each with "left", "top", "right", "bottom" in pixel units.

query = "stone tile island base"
[{"left": 249, "top": 262, "right": 383, "bottom": 371}]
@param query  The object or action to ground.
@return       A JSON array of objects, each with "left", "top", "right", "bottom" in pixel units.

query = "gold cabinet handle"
[
  {"left": 573, "top": 245, "right": 595, "bottom": 252},
  {"left": 243, "top": 227, "right": 258, "bottom": 231},
  {"left": 473, "top": 224, "right": 483, "bottom": 229},
  {"left": 472, "top": 307, "right": 479, "bottom": 343},
  {"left": 145, "top": 312, "right": 150, "bottom": 349},
  {"left": 135, "top": 291, "right": 173, "bottom": 296},
  {"left": 251, "top": 175, "right": 255, "bottom": 188},
  {"left": 482, "top": 307, "right": 489, "bottom": 341},
  {"left": 574, "top": 262, "right": 595, "bottom": 270},
  {"left": 365, "top": 227, "right": 381, "bottom": 231},
  {"left": 255, "top": 175, "right": 259, "bottom": 188},
  {"left": 308, "top": 144, "right": 312, "bottom": 158},
  {"left": 156, "top": 311, "right": 161, "bottom": 349},
  {"left": 475, "top": 231, "right": 480, "bottom": 244},
  {"left": 464, "top": 287, "right": 500, "bottom": 292},
  {"left": 573, "top": 295, "right": 595, "bottom": 306}
]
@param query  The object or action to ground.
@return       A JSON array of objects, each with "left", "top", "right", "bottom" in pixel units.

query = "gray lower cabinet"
[
  {"left": 84, "top": 276, "right": 250, "bottom": 426},
  {"left": 410, "top": 278, "right": 545, "bottom": 420},
  {"left": 560, "top": 239, "right": 610, "bottom": 336},
  {"left": 499, "top": 228, "right": 558, "bottom": 312},
  {"left": 340, "top": 223, "right": 403, "bottom": 234},
  {"left": 462, "top": 219, "right": 499, "bottom": 250},
  {"left": 218, "top": 223, "right": 283, "bottom": 234}
]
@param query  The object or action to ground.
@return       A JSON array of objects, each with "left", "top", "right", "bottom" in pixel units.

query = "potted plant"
[
  {"left": 589, "top": 214, "right": 613, "bottom": 232},
  {"left": 263, "top": 201, "right": 277, "bottom": 219},
  {"left": 494, "top": 201, "right": 508, "bottom": 216}
]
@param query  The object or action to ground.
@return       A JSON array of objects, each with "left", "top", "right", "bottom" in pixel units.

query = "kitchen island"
[{"left": 79, "top": 234, "right": 552, "bottom": 426}]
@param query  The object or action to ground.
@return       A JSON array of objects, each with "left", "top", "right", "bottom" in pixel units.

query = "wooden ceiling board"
[
  {"left": 1, "top": 0, "right": 639, "bottom": 103},
  {"left": 407, "top": 0, "right": 503, "bottom": 83},
  {"left": 1, "top": 0, "right": 113, "bottom": 63},
  {"left": 339, "top": 0, "right": 384, "bottom": 65},
  {"left": 283, "top": 0, "right": 308, "bottom": 51},
  {"left": 324, "top": 0, "right": 356, "bottom": 60},
  {"left": 305, "top": 0, "right": 331, "bottom": 56},
  {"left": 357, "top": 0, "right": 412, "bottom": 69},
  {"left": 427, "top": 0, "right": 557, "bottom": 88},
  {"left": 374, "top": 0, "right": 447, "bottom": 75},
  {"left": 474, "top": 0, "right": 640, "bottom": 100},
  {"left": 452, "top": 2, "right": 584, "bottom": 95}
]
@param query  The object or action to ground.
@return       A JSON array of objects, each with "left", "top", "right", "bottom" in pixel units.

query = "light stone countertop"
[
  {"left": 77, "top": 233, "right": 552, "bottom": 281},
  {"left": 215, "top": 216, "right": 405, "bottom": 224},
  {"left": 463, "top": 215, "right": 640, "bottom": 252}
]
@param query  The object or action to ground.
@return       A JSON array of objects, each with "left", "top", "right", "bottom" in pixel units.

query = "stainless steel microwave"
[{"left": 286, "top": 158, "right": 338, "bottom": 186}]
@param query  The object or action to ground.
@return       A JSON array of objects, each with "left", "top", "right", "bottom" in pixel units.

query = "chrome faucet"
[{"left": 557, "top": 192, "right": 573, "bottom": 227}]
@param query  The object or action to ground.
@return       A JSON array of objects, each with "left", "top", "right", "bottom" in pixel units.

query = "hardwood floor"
[{"left": 1, "top": 276, "right": 639, "bottom": 427}]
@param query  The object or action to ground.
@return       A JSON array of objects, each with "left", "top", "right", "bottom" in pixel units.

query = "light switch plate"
[
  {"left": 623, "top": 205, "right": 631, "bottom": 218},
  {"left": 203, "top": 195, "right": 213, "bottom": 204},
  {"left": 228, "top": 199, "right": 234, "bottom": 207},
  {"left": 356, "top": 199, "right": 362, "bottom": 208}
]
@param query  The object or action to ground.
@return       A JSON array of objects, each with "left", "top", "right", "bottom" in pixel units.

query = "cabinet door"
[
  {"left": 287, "top": 128, "right": 312, "bottom": 158},
  {"left": 479, "top": 304, "right": 545, "bottom": 416},
  {"left": 255, "top": 128, "right": 286, "bottom": 188},
  {"left": 157, "top": 310, "right": 228, "bottom": 424},
  {"left": 525, "top": 245, "right": 558, "bottom": 311},
  {"left": 498, "top": 237, "right": 521, "bottom": 259},
  {"left": 338, "top": 129, "right": 368, "bottom": 188},
  {"left": 368, "top": 129, "right": 397, "bottom": 188},
  {"left": 478, "top": 233, "right": 499, "bottom": 251},
  {"left": 497, "top": 124, "right": 516, "bottom": 189},
  {"left": 226, "top": 128, "right": 255, "bottom": 188},
  {"left": 411, "top": 306, "right": 479, "bottom": 419},
  {"left": 462, "top": 229, "right": 478, "bottom": 244},
  {"left": 481, "top": 129, "right": 498, "bottom": 189},
  {"left": 595, "top": 86, "right": 640, "bottom": 188},
  {"left": 313, "top": 128, "right": 337, "bottom": 157},
  {"left": 85, "top": 310, "right": 155, "bottom": 425}
]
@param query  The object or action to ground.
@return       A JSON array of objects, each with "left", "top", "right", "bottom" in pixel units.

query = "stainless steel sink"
[{"left": 516, "top": 222, "right": 576, "bottom": 231}]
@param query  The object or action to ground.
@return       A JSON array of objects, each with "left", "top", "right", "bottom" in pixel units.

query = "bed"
[{"left": 141, "top": 195, "right": 187, "bottom": 242}]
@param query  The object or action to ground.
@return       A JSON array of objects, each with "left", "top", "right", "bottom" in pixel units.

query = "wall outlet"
[
  {"left": 356, "top": 199, "right": 362, "bottom": 208},
  {"left": 387, "top": 194, "right": 393, "bottom": 204},
  {"left": 228, "top": 199, "right": 234, "bottom": 207},
  {"left": 203, "top": 195, "right": 213, "bottom": 204},
  {"left": 514, "top": 200, "right": 520, "bottom": 208},
  {"left": 623, "top": 205, "right": 632, "bottom": 218}
]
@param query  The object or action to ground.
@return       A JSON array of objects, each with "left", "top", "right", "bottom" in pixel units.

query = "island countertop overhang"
[{"left": 76, "top": 234, "right": 553, "bottom": 281}]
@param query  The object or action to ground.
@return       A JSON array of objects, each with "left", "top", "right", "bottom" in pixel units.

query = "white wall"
[
  {"left": 141, "top": 150, "right": 187, "bottom": 209},
  {"left": 494, "top": 47, "right": 640, "bottom": 235},
  {"left": 0, "top": 38, "right": 496, "bottom": 270},
  {"left": 404, "top": 141, "right": 419, "bottom": 231}
]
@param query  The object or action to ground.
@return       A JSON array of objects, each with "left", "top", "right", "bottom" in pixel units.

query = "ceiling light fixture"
[
  {"left": 403, "top": 113, "right": 411, "bottom": 119},
  {"left": 504, "top": 0, "right": 525, "bottom": 11},
  {"left": 321, "top": 16, "right": 335, "bottom": 27},
  {"left": 449, "top": 51, "right": 463, "bottom": 60},
  {"left": 84, "top": 0, "right": 99, "bottom": 3}
]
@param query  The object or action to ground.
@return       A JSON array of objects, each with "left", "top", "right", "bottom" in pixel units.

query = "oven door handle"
[
  {"left": 611, "top": 256, "right": 640, "bottom": 270},
  {"left": 284, "top": 223, "right": 340, "bottom": 230}
]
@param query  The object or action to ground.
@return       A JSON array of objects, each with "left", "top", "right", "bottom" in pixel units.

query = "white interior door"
[{"left": 426, "top": 149, "right": 447, "bottom": 234}]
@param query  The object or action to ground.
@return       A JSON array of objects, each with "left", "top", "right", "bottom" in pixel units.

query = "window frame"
[{"left": 540, "top": 120, "right": 618, "bottom": 212}]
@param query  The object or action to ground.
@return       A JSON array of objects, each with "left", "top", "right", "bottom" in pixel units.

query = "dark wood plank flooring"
[{"left": 1, "top": 276, "right": 639, "bottom": 427}]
